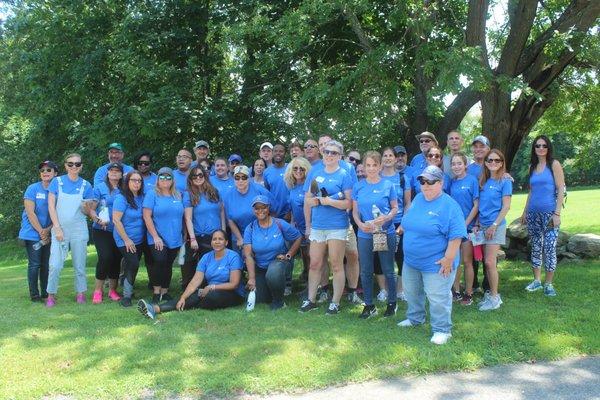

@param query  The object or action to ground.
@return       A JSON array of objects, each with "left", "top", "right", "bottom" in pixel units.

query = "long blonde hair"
[
  {"left": 155, "top": 171, "right": 181, "bottom": 200},
  {"left": 284, "top": 157, "right": 311, "bottom": 188}
]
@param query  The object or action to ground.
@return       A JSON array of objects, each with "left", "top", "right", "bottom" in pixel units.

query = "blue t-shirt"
[
  {"left": 410, "top": 153, "right": 427, "bottom": 172},
  {"left": 263, "top": 164, "right": 291, "bottom": 218},
  {"left": 48, "top": 175, "right": 94, "bottom": 198},
  {"left": 380, "top": 172, "right": 405, "bottom": 223},
  {"left": 209, "top": 175, "right": 235, "bottom": 197},
  {"left": 303, "top": 166, "right": 353, "bottom": 230},
  {"left": 479, "top": 178, "right": 512, "bottom": 227},
  {"left": 402, "top": 193, "right": 467, "bottom": 272},
  {"left": 243, "top": 218, "right": 300, "bottom": 269},
  {"left": 288, "top": 184, "right": 307, "bottom": 235},
  {"left": 467, "top": 162, "right": 483, "bottom": 179},
  {"left": 528, "top": 166, "right": 556, "bottom": 213},
  {"left": 352, "top": 179, "right": 397, "bottom": 239},
  {"left": 18, "top": 182, "right": 52, "bottom": 241},
  {"left": 449, "top": 174, "right": 480, "bottom": 228},
  {"left": 94, "top": 163, "right": 134, "bottom": 187},
  {"left": 173, "top": 169, "right": 189, "bottom": 193},
  {"left": 92, "top": 182, "right": 120, "bottom": 232},
  {"left": 183, "top": 191, "right": 222, "bottom": 235},
  {"left": 112, "top": 194, "right": 145, "bottom": 247},
  {"left": 196, "top": 249, "right": 245, "bottom": 297},
  {"left": 143, "top": 173, "right": 157, "bottom": 190},
  {"left": 223, "top": 183, "right": 272, "bottom": 234},
  {"left": 142, "top": 190, "right": 184, "bottom": 249},
  {"left": 312, "top": 159, "right": 358, "bottom": 185}
]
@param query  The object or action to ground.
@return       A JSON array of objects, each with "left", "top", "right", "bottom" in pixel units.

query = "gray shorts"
[{"left": 481, "top": 223, "right": 507, "bottom": 245}]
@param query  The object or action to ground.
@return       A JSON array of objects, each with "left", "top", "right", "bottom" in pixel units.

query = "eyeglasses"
[
  {"left": 191, "top": 173, "right": 204, "bottom": 179},
  {"left": 137, "top": 161, "right": 151, "bottom": 166},
  {"left": 129, "top": 178, "right": 142, "bottom": 183},
  {"left": 304, "top": 144, "right": 318, "bottom": 149},
  {"left": 39, "top": 168, "right": 54, "bottom": 173},
  {"left": 419, "top": 139, "right": 432, "bottom": 144},
  {"left": 348, "top": 156, "right": 361, "bottom": 163},
  {"left": 176, "top": 155, "right": 191, "bottom": 159},
  {"left": 324, "top": 149, "right": 340, "bottom": 156},
  {"left": 158, "top": 175, "right": 173, "bottom": 180},
  {"left": 292, "top": 166, "right": 306, "bottom": 172},
  {"left": 234, "top": 175, "right": 248, "bottom": 181},
  {"left": 417, "top": 177, "right": 440, "bottom": 186},
  {"left": 66, "top": 162, "right": 82, "bottom": 168},
  {"left": 427, "top": 153, "right": 442, "bottom": 159},
  {"left": 535, "top": 144, "right": 548, "bottom": 149},
  {"left": 485, "top": 157, "right": 503, "bottom": 164}
]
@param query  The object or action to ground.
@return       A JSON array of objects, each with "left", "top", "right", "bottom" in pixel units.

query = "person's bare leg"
[
  {"left": 327, "top": 240, "right": 347, "bottom": 304},
  {"left": 462, "top": 242, "right": 474, "bottom": 296},
  {"left": 308, "top": 241, "right": 327, "bottom": 302},
  {"left": 484, "top": 244, "right": 500, "bottom": 296}
]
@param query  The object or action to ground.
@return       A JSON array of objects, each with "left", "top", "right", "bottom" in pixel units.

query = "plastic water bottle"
[
  {"left": 372, "top": 204, "right": 382, "bottom": 232},
  {"left": 246, "top": 289, "right": 256, "bottom": 311},
  {"left": 32, "top": 239, "right": 47, "bottom": 250}
]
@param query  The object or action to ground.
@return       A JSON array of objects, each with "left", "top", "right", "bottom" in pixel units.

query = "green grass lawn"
[{"left": 1, "top": 187, "right": 599, "bottom": 399}]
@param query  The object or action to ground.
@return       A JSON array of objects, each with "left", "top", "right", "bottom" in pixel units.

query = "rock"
[
  {"left": 501, "top": 237, "right": 511, "bottom": 250},
  {"left": 561, "top": 251, "right": 579, "bottom": 260},
  {"left": 496, "top": 249, "right": 506, "bottom": 261},
  {"left": 567, "top": 234, "right": 600, "bottom": 258},
  {"left": 556, "top": 245, "right": 568, "bottom": 256},
  {"left": 557, "top": 231, "right": 570, "bottom": 248},
  {"left": 507, "top": 218, "right": 528, "bottom": 240}
]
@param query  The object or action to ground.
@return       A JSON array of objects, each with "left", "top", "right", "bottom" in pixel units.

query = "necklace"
[{"left": 256, "top": 219, "right": 272, "bottom": 240}]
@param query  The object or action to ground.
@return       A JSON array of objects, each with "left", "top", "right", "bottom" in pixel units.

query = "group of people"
[{"left": 19, "top": 131, "right": 565, "bottom": 345}]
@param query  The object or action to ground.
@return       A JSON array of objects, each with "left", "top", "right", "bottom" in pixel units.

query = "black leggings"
[
  {"left": 181, "top": 235, "right": 213, "bottom": 290},
  {"left": 158, "top": 289, "right": 243, "bottom": 311},
  {"left": 119, "top": 246, "right": 143, "bottom": 298},
  {"left": 93, "top": 228, "right": 122, "bottom": 280},
  {"left": 149, "top": 247, "right": 179, "bottom": 289}
]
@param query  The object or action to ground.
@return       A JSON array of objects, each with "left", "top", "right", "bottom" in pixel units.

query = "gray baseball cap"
[{"left": 418, "top": 165, "right": 444, "bottom": 181}]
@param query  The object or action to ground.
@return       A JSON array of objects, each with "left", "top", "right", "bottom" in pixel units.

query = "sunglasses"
[
  {"left": 419, "top": 139, "right": 432, "bottom": 144},
  {"left": 137, "top": 161, "right": 151, "bottom": 166},
  {"left": 191, "top": 173, "right": 204, "bottom": 179},
  {"left": 129, "top": 178, "right": 142, "bottom": 183},
  {"left": 253, "top": 204, "right": 269, "bottom": 210},
  {"left": 427, "top": 153, "right": 442, "bottom": 159},
  {"left": 535, "top": 144, "right": 548, "bottom": 149},
  {"left": 485, "top": 158, "right": 503, "bottom": 164},
  {"left": 39, "top": 168, "right": 54, "bottom": 173},
  {"left": 348, "top": 156, "right": 361, "bottom": 163},
  {"left": 292, "top": 167, "right": 306, "bottom": 172},
  {"left": 66, "top": 162, "right": 82, "bottom": 168},
  {"left": 324, "top": 149, "right": 340, "bottom": 156},
  {"left": 158, "top": 174, "right": 173, "bottom": 180},
  {"left": 304, "top": 144, "right": 318, "bottom": 149},
  {"left": 417, "top": 177, "right": 440, "bottom": 186},
  {"left": 234, "top": 175, "right": 249, "bottom": 181}
]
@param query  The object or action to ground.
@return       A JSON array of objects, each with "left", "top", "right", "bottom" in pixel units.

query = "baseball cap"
[
  {"left": 393, "top": 145, "right": 407, "bottom": 155},
  {"left": 194, "top": 140, "right": 210, "bottom": 149},
  {"left": 251, "top": 195, "right": 271, "bottom": 207},
  {"left": 233, "top": 165, "right": 250, "bottom": 176},
  {"left": 418, "top": 165, "right": 444, "bottom": 182},
  {"left": 107, "top": 162, "right": 124, "bottom": 172},
  {"left": 38, "top": 160, "right": 59, "bottom": 172},
  {"left": 108, "top": 142, "right": 124, "bottom": 151},
  {"left": 157, "top": 167, "right": 174, "bottom": 176},
  {"left": 260, "top": 142, "right": 274, "bottom": 150},
  {"left": 472, "top": 135, "right": 490, "bottom": 147},
  {"left": 228, "top": 154, "right": 242, "bottom": 163}
]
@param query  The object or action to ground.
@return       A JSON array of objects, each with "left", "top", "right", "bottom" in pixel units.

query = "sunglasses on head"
[
  {"left": 417, "top": 177, "right": 440, "bottom": 186},
  {"left": 292, "top": 166, "right": 306, "bottom": 172},
  {"left": 427, "top": 153, "right": 441, "bottom": 159},
  {"left": 66, "top": 162, "right": 82, "bottom": 168},
  {"left": 234, "top": 175, "right": 248, "bottom": 181},
  {"left": 191, "top": 173, "right": 204, "bottom": 179},
  {"left": 39, "top": 168, "right": 54, "bottom": 173},
  {"left": 137, "top": 161, "right": 151, "bottom": 166},
  {"left": 304, "top": 144, "right": 318, "bottom": 149},
  {"left": 485, "top": 158, "right": 503, "bottom": 164},
  {"left": 158, "top": 174, "right": 173, "bottom": 180},
  {"left": 324, "top": 149, "right": 340, "bottom": 156},
  {"left": 535, "top": 144, "right": 548, "bottom": 149},
  {"left": 419, "top": 139, "right": 432, "bottom": 144},
  {"left": 348, "top": 156, "right": 361, "bottom": 163}
]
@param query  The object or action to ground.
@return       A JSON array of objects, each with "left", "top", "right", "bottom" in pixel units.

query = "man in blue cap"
[{"left": 94, "top": 143, "right": 134, "bottom": 186}]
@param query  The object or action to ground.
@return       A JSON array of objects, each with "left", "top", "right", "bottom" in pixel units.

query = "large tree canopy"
[{"left": 0, "top": 0, "right": 598, "bottom": 239}]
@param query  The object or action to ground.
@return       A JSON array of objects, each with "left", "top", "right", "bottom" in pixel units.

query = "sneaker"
[
  {"left": 76, "top": 293, "right": 86, "bottom": 304},
  {"left": 325, "top": 302, "right": 340, "bottom": 315},
  {"left": 108, "top": 289, "right": 121, "bottom": 301},
  {"left": 284, "top": 286, "right": 292, "bottom": 297},
  {"left": 31, "top": 295, "right": 42, "bottom": 302},
  {"left": 270, "top": 301, "right": 286, "bottom": 311},
  {"left": 46, "top": 296, "right": 56, "bottom": 308},
  {"left": 461, "top": 294, "right": 473, "bottom": 306},
  {"left": 525, "top": 279, "right": 543, "bottom": 292},
  {"left": 397, "top": 319, "right": 418, "bottom": 327},
  {"left": 120, "top": 297, "right": 132, "bottom": 307},
  {"left": 376, "top": 289, "right": 388, "bottom": 302},
  {"left": 299, "top": 300, "right": 318, "bottom": 313},
  {"left": 544, "top": 283, "right": 557, "bottom": 297},
  {"left": 479, "top": 294, "right": 502, "bottom": 311},
  {"left": 316, "top": 288, "right": 329, "bottom": 304},
  {"left": 137, "top": 299, "right": 156, "bottom": 319},
  {"left": 92, "top": 290, "right": 103, "bottom": 304},
  {"left": 452, "top": 290, "right": 463, "bottom": 302},
  {"left": 359, "top": 305, "right": 377, "bottom": 319},
  {"left": 152, "top": 293, "right": 161, "bottom": 303},
  {"left": 346, "top": 291, "right": 363, "bottom": 305},
  {"left": 478, "top": 291, "right": 491, "bottom": 305},
  {"left": 396, "top": 291, "right": 406, "bottom": 301},
  {"left": 383, "top": 302, "right": 397, "bottom": 317},
  {"left": 430, "top": 332, "right": 452, "bottom": 345},
  {"left": 160, "top": 293, "right": 173, "bottom": 302}
]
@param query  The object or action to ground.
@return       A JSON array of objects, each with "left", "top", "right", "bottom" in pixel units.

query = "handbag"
[{"left": 372, "top": 230, "right": 388, "bottom": 252}]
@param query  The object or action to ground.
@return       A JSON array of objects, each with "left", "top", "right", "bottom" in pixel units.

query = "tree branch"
[
  {"left": 436, "top": 87, "right": 480, "bottom": 136},
  {"left": 341, "top": 6, "right": 373, "bottom": 53},
  {"left": 466, "top": 0, "right": 490, "bottom": 69},
  {"left": 496, "top": 0, "right": 538, "bottom": 75}
]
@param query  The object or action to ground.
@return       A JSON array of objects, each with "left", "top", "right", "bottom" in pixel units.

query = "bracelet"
[
  {"left": 210, "top": 284, "right": 216, "bottom": 291},
  {"left": 190, "top": 237, "right": 197, "bottom": 242},
  {"left": 553, "top": 212, "right": 561, "bottom": 216}
]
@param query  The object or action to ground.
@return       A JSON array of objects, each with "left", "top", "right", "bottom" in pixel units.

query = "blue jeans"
[
  {"left": 402, "top": 263, "right": 456, "bottom": 334},
  {"left": 25, "top": 240, "right": 50, "bottom": 298},
  {"left": 358, "top": 234, "right": 397, "bottom": 305},
  {"left": 255, "top": 259, "right": 290, "bottom": 306}
]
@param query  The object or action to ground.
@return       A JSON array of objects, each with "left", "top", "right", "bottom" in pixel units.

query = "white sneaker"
[
  {"left": 284, "top": 286, "right": 292, "bottom": 297},
  {"left": 397, "top": 319, "right": 416, "bottom": 327},
  {"left": 479, "top": 294, "right": 502, "bottom": 311},
  {"left": 430, "top": 332, "right": 452, "bottom": 345},
  {"left": 397, "top": 291, "right": 406, "bottom": 301},
  {"left": 376, "top": 289, "right": 388, "bottom": 302}
]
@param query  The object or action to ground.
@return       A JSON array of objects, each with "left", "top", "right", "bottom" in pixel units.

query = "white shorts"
[{"left": 309, "top": 228, "right": 348, "bottom": 243}]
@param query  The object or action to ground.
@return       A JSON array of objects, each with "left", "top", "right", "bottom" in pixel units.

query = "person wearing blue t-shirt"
[
  {"left": 352, "top": 151, "right": 399, "bottom": 319},
  {"left": 182, "top": 166, "right": 226, "bottom": 291},
  {"left": 19, "top": 160, "right": 58, "bottom": 301},
  {"left": 137, "top": 230, "right": 245, "bottom": 319},
  {"left": 406, "top": 145, "right": 451, "bottom": 206},
  {"left": 476, "top": 149, "right": 512, "bottom": 311},
  {"left": 91, "top": 162, "right": 124, "bottom": 304},
  {"left": 397, "top": 166, "right": 466, "bottom": 345},
  {"left": 449, "top": 153, "right": 480, "bottom": 305},
  {"left": 263, "top": 144, "right": 291, "bottom": 219},
  {"left": 93, "top": 143, "right": 134, "bottom": 186},
  {"left": 521, "top": 135, "right": 565, "bottom": 297},
  {"left": 223, "top": 165, "right": 271, "bottom": 252},
  {"left": 46, "top": 153, "right": 95, "bottom": 307},
  {"left": 133, "top": 151, "right": 157, "bottom": 190},
  {"left": 173, "top": 149, "right": 193, "bottom": 193},
  {"left": 299, "top": 140, "right": 353, "bottom": 315},
  {"left": 142, "top": 167, "right": 185, "bottom": 303},
  {"left": 112, "top": 171, "right": 146, "bottom": 307},
  {"left": 409, "top": 131, "right": 438, "bottom": 172},
  {"left": 244, "top": 196, "right": 301, "bottom": 310},
  {"left": 209, "top": 157, "right": 235, "bottom": 196}
]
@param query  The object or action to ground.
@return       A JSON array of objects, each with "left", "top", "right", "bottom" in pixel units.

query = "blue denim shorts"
[{"left": 309, "top": 228, "right": 348, "bottom": 243}]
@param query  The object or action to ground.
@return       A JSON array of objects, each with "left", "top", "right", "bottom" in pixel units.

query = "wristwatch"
[
  {"left": 492, "top": 222, "right": 498, "bottom": 227},
  {"left": 285, "top": 253, "right": 292, "bottom": 260}
]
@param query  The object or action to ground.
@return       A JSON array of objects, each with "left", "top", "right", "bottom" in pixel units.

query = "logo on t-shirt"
[
  {"left": 36, "top": 192, "right": 46, "bottom": 199},
  {"left": 428, "top": 211, "right": 439, "bottom": 217}
]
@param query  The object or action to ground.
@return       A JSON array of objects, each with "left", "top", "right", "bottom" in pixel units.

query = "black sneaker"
[
  {"left": 31, "top": 295, "right": 42, "bottom": 302},
  {"left": 359, "top": 305, "right": 377, "bottom": 319},
  {"left": 325, "top": 302, "right": 340, "bottom": 315},
  {"left": 120, "top": 297, "right": 132, "bottom": 307},
  {"left": 299, "top": 300, "right": 318, "bottom": 313},
  {"left": 160, "top": 293, "right": 173, "bottom": 302},
  {"left": 452, "top": 290, "right": 463, "bottom": 302},
  {"left": 270, "top": 301, "right": 286, "bottom": 311},
  {"left": 152, "top": 293, "right": 161, "bottom": 303},
  {"left": 383, "top": 302, "right": 397, "bottom": 317}
]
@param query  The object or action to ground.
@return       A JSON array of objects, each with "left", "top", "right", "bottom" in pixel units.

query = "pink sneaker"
[
  {"left": 108, "top": 289, "right": 121, "bottom": 301},
  {"left": 46, "top": 296, "right": 56, "bottom": 308},
  {"left": 76, "top": 293, "right": 86, "bottom": 304},
  {"left": 92, "top": 290, "right": 102, "bottom": 304}
]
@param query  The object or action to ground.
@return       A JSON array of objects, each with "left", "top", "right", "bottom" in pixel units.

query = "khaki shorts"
[{"left": 345, "top": 226, "right": 358, "bottom": 252}]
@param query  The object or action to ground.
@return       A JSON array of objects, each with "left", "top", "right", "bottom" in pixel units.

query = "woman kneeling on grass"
[{"left": 138, "top": 230, "right": 245, "bottom": 319}]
